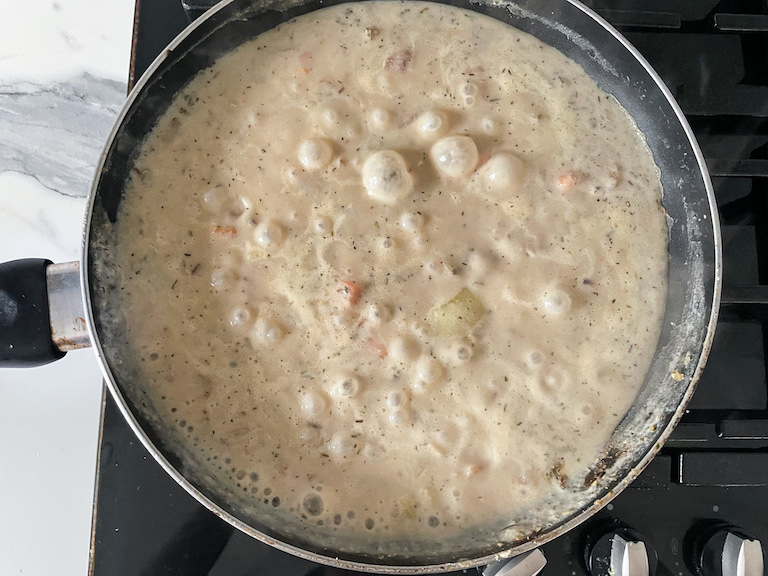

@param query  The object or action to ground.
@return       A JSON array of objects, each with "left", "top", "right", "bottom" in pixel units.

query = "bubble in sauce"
[
  {"left": 460, "top": 81, "right": 478, "bottom": 97},
  {"left": 332, "top": 308, "right": 356, "bottom": 329},
  {"left": 229, "top": 306, "right": 254, "bottom": 327},
  {"left": 430, "top": 136, "right": 478, "bottom": 179},
  {"left": 202, "top": 186, "right": 226, "bottom": 211},
  {"left": 329, "top": 432, "right": 355, "bottom": 458},
  {"left": 540, "top": 366, "right": 571, "bottom": 393},
  {"left": 231, "top": 199, "right": 247, "bottom": 217},
  {"left": 322, "top": 108, "right": 339, "bottom": 126},
  {"left": 399, "top": 211, "right": 424, "bottom": 233},
  {"left": 483, "top": 153, "right": 525, "bottom": 193},
  {"left": 526, "top": 350, "right": 544, "bottom": 368},
  {"left": 413, "top": 356, "right": 446, "bottom": 390},
  {"left": 265, "top": 324, "right": 284, "bottom": 342},
  {"left": 362, "top": 150, "right": 413, "bottom": 204},
  {"left": 313, "top": 215, "right": 333, "bottom": 234},
  {"left": 254, "top": 218, "right": 284, "bottom": 248},
  {"left": 460, "top": 82, "right": 479, "bottom": 107},
  {"left": 430, "top": 420, "right": 460, "bottom": 455},
  {"left": 389, "top": 336, "right": 419, "bottom": 363},
  {"left": 282, "top": 166, "right": 298, "bottom": 184},
  {"left": 303, "top": 493, "right": 325, "bottom": 516},
  {"left": 454, "top": 343, "right": 473, "bottom": 363},
  {"left": 315, "top": 100, "right": 359, "bottom": 138},
  {"left": 415, "top": 110, "right": 448, "bottom": 140},
  {"left": 541, "top": 288, "right": 571, "bottom": 317},
  {"left": 298, "top": 138, "right": 333, "bottom": 170},
  {"left": 380, "top": 237, "right": 395, "bottom": 252},
  {"left": 210, "top": 268, "right": 235, "bottom": 289},
  {"left": 365, "top": 302, "right": 391, "bottom": 325},
  {"left": 255, "top": 316, "right": 285, "bottom": 343},
  {"left": 330, "top": 374, "right": 360, "bottom": 398},
  {"left": 467, "top": 251, "right": 488, "bottom": 274},
  {"left": 388, "top": 408, "right": 410, "bottom": 425},
  {"left": 203, "top": 186, "right": 244, "bottom": 216},
  {"left": 300, "top": 391, "right": 326, "bottom": 416},
  {"left": 369, "top": 108, "right": 391, "bottom": 131},
  {"left": 386, "top": 391, "right": 404, "bottom": 407},
  {"left": 481, "top": 117, "right": 497, "bottom": 134},
  {"left": 299, "top": 425, "right": 320, "bottom": 443},
  {"left": 361, "top": 440, "right": 385, "bottom": 460}
]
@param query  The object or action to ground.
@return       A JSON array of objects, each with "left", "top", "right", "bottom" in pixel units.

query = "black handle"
[{"left": 0, "top": 259, "right": 65, "bottom": 367}]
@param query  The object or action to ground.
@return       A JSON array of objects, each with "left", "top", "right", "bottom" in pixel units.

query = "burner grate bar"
[
  {"left": 678, "top": 452, "right": 768, "bottom": 486},
  {"left": 720, "top": 420, "right": 768, "bottom": 440},
  {"left": 707, "top": 159, "right": 768, "bottom": 178},
  {"left": 721, "top": 285, "right": 768, "bottom": 305},
  {"left": 594, "top": 9, "right": 681, "bottom": 29},
  {"left": 714, "top": 13, "right": 768, "bottom": 33},
  {"left": 667, "top": 422, "right": 713, "bottom": 443}
]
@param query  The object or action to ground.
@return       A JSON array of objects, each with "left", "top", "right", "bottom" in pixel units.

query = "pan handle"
[{"left": 0, "top": 259, "right": 90, "bottom": 367}]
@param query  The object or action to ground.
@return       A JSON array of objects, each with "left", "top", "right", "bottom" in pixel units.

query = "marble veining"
[
  {"left": 0, "top": 1, "right": 134, "bottom": 575},
  {"left": 0, "top": 74, "right": 125, "bottom": 198}
]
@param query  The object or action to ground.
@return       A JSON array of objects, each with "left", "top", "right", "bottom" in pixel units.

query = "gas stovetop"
[{"left": 90, "top": 1, "right": 768, "bottom": 575}]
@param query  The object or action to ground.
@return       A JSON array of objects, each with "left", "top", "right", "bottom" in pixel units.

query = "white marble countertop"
[{"left": 0, "top": 1, "right": 134, "bottom": 574}]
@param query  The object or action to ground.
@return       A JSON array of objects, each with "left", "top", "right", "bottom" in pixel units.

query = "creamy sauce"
[{"left": 117, "top": 1, "right": 667, "bottom": 538}]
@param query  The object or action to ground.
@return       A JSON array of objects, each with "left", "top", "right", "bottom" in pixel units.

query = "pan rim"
[{"left": 81, "top": 0, "right": 723, "bottom": 572}]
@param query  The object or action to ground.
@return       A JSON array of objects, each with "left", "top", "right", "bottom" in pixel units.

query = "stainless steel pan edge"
[{"left": 80, "top": 0, "right": 722, "bottom": 572}]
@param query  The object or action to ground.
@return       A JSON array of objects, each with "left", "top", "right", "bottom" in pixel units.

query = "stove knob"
[
  {"left": 700, "top": 529, "right": 764, "bottom": 576},
  {"left": 482, "top": 549, "right": 547, "bottom": 576},
  {"left": 612, "top": 534, "right": 650, "bottom": 576},
  {"left": 587, "top": 527, "right": 657, "bottom": 576}
]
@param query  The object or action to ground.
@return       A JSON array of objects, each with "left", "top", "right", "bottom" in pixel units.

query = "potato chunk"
[{"left": 427, "top": 288, "right": 485, "bottom": 337}]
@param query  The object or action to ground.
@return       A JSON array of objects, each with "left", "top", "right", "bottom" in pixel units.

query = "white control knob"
[
  {"left": 700, "top": 527, "right": 765, "bottom": 576},
  {"left": 587, "top": 527, "right": 656, "bottom": 576},
  {"left": 483, "top": 549, "right": 547, "bottom": 576},
  {"left": 611, "top": 534, "right": 650, "bottom": 576},
  {"left": 722, "top": 532, "right": 764, "bottom": 576}
]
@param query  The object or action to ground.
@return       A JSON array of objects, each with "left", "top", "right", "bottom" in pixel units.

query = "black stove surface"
[{"left": 91, "top": 1, "right": 768, "bottom": 574}]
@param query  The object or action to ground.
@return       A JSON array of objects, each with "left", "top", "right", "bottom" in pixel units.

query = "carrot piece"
[
  {"left": 338, "top": 280, "right": 362, "bottom": 305},
  {"left": 557, "top": 170, "right": 584, "bottom": 190},
  {"left": 367, "top": 337, "right": 388, "bottom": 359},
  {"left": 466, "top": 464, "right": 484, "bottom": 477},
  {"left": 299, "top": 51, "right": 313, "bottom": 70},
  {"left": 211, "top": 225, "right": 237, "bottom": 237}
]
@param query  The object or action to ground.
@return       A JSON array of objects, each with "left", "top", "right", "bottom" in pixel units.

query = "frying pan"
[{"left": 0, "top": 0, "right": 721, "bottom": 572}]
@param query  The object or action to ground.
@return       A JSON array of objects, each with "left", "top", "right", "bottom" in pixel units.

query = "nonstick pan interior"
[{"left": 84, "top": 0, "right": 720, "bottom": 570}]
